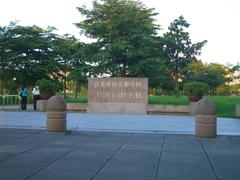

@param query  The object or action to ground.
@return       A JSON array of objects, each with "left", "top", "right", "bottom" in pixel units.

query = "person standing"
[
  {"left": 32, "top": 85, "right": 40, "bottom": 111},
  {"left": 21, "top": 85, "right": 28, "bottom": 110}
]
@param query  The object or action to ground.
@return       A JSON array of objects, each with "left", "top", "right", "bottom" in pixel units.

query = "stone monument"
[{"left": 87, "top": 78, "right": 148, "bottom": 114}]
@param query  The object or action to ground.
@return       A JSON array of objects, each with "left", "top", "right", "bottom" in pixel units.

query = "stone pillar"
[
  {"left": 195, "top": 99, "right": 217, "bottom": 138},
  {"left": 47, "top": 96, "right": 66, "bottom": 132},
  {"left": 236, "top": 104, "right": 240, "bottom": 118}
]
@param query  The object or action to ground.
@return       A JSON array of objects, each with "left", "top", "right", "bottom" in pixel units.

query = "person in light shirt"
[{"left": 32, "top": 85, "right": 40, "bottom": 111}]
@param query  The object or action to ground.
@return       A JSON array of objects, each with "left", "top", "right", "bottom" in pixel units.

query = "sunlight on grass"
[{"left": 66, "top": 95, "right": 240, "bottom": 118}]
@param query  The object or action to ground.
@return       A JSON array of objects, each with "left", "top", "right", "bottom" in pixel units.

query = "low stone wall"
[
  {"left": 147, "top": 104, "right": 190, "bottom": 115},
  {"left": 236, "top": 104, "right": 240, "bottom": 117},
  {"left": 65, "top": 103, "right": 196, "bottom": 115},
  {"left": 67, "top": 103, "right": 87, "bottom": 112},
  {"left": 36, "top": 100, "right": 48, "bottom": 112}
]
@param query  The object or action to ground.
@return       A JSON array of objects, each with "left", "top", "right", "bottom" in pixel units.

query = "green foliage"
[
  {"left": 162, "top": 16, "right": 207, "bottom": 94},
  {"left": 0, "top": 23, "right": 85, "bottom": 95},
  {"left": 187, "top": 72, "right": 224, "bottom": 93},
  {"left": 188, "top": 60, "right": 206, "bottom": 75},
  {"left": 183, "top": 81, "right": 209, "bottom": 96},
  {"left": 66, "top": 96, "right": 88, "bottom": 103},
  {"left": 3, "top": 2, "right": 238, "bottom": 96},
  {"left": 186, "top": 60, "right": 225, "bottom": 95},
  {"left": 0, "top": 24, "right": 59, "bottom": 87},
  {"left": 129, "top": 58, "right": 169, "bottom": 88},
  {"left": 51, "top": 34, "right": 86, "bottom": 97},
  {"left": 76, "top": 0, "right": 164, "bottom": 80},
  {"left": 229, "top": 83, "right": 240, "bottom": 95},
  {"left": 68, "top": 66, "right": 89, "bottom": 85},
  {"left": 37, "top": 78, "right": 61, "bottom": 94}
]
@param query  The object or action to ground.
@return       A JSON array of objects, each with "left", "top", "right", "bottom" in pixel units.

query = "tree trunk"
[
  {"left": 63, "top": 75, "right": 67, "bottom": 98},
  {"left": 0, "top": 78, "right": 2, "bottom": 94},
  {"left": 74, "top": 79, "right": 78, "bottom": 98},
  {"left": 174, "top": 74, "right": 179, "bottom": 96},
  {"left": 0, "top": 72, "right": 3, "bottom": 94}
]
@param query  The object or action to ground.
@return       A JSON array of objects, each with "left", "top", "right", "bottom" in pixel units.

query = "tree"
[
  {"left": 51, "top": 34, "right": 86, "bottom": 97},
  {"left": 68, "top": 65, "right": 89, "bottom": 97},
  {"left": 0, "top": 25, "right": 10, "bottom": 93},
  {"left": 0, "top": 24, "right": 61, "bottom": 87},
  {"left": 186, "top": 61, "right": 226, "bottom": 95},
  {"left": 76, "top": 0, "right": 165, "bottom": 81},
  {"left": 162, "top": 16, "right": 207, "bottom": 95},
  {"left": 188, "top": 72, "right": 224, "bottom": 95},
  {"left": 188, "top": 60, "right": 206, "bottom": 75},
  {"left": 0, "top": 23, "right": 90, "bottom": 95}
]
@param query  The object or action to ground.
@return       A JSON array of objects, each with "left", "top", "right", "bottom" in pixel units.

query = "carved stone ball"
[
  {"left": 47, "top": 96, "right": 66, "bottom": 111},
  {"left": 195, "top": 99, "right": 216, "bottom": 115}
]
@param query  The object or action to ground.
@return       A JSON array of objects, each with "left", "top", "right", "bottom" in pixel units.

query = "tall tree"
[
  {"left": 1, "top": 24, "right": 60, "bottom": 86},
  {"left": 76, "top": 0, "right": 165, "bottom": 82},
  {"left": 163, "top": 16, "right": 207, "bottom": 94},
  {"left": 51, "top": 34, "right": 85, "bottom": 97},
  {"left": 0, "top": 25, "right": 12, "bottom": 93}
]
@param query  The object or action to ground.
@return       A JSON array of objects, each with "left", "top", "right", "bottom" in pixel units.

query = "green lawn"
[
  {"left": 206, "top": 96, "right": 240, "bottom": 118},
  {"left": 148, "top": 95, "right": 189, "bottom": 105},
  {"left": 67, "top": 96, "right": 88, "bottom": 104},
  {"left": 66, "top": 95, "right": 240, "bottom": 118}
]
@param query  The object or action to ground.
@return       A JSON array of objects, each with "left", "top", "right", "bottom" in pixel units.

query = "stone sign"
[{"left": 87, "top": 78, "right": 148, "bottom": 114}]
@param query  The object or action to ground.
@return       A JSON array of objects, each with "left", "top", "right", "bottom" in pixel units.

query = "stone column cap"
[
  {"left": 47, "top": 96, "right": 66, "bottom": 111},
  {"left": 195, "top": 99, "right": 216, "bottom": 115}
]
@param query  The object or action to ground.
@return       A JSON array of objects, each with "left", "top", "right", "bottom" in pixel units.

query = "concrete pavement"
[
  {"left": 0, "top": 128, "right": 240, "bottom": 180},
  {"left": 0, "top": 111, "right": 240, "bottom": 135},
  {"left": 0, "top": 112, "right": 240, "bottom": 179}
]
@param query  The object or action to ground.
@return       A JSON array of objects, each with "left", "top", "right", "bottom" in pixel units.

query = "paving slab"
[
  {"left": 0, "top": 112, "right": 240, "bottom": 179},
  {"left": 0, "top": 129, "right": 239, "bottom": 180}
]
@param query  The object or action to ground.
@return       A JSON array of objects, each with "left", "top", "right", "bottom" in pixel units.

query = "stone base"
[
  {"left": 67, "top": 103, "right": 87, "bottom": 112},
  {"left": 236, "top": 104, "right": 240, "bottom": 117},
  {"left": 87, "top": 103, "right": 147, "bottom": 114},
  {"left": 47, "top": 111, "right": 66, "bottom": 132},
  {"left": 195, "top": 115, "right": 217, "bottom": 138},
  {"left": 36, "top": 100, "right": 48, "bottom": 112}
]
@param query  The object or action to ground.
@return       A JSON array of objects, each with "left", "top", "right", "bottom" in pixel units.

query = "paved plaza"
[
  {"left": 0, "top": 128, "right": 240, "bottom": 180},
  {"left": 0, "top": 112, "right": 240, "bottom": 180}
]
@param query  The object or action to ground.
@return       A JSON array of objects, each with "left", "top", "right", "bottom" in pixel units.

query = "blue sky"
[{"left": 0, "top": 0, "right": 239, "bottom": 65}]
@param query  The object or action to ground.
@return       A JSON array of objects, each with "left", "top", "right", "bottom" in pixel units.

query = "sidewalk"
[
  {"left": 0, "top": 111, "right": 240, "bottom": 135},
  {"left": 0, "top": 128, "right": 240, "bottom": 180}
]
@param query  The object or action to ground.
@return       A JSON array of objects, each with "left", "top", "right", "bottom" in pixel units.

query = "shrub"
[
  {"left": 37, "top": 78, "right": 61, "bottom": 94},
  {"left": 183, "top": 81, "right": 209, "bottom": 96}
]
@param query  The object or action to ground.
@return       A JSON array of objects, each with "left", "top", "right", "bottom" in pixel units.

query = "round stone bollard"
[
  {"left": 47, "top": 96, "right": 66, "bottom": 132},
  {"left": 195, "top": 99, "right": 217, "bottom": 138}
]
